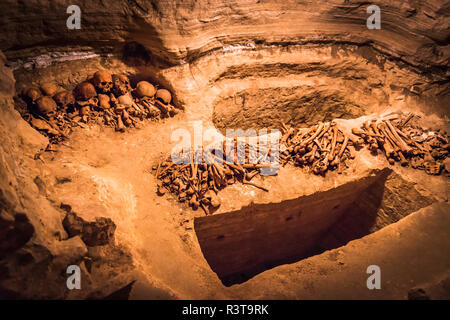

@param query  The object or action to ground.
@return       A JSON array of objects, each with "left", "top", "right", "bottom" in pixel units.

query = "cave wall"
[
  {"left": 2, "top": 0, "right": 448, "bottom": 119},
  {"left": 0, "top": 51, "right": 72, "bottom": 298},
  {"left": 1, "top": 0, "right": 448, "bottom": 71}
]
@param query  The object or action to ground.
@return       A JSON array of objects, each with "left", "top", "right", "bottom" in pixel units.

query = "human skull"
[
  {"left": 40, "top": 82, "right": 61, "bottom": 97},
  {"left": 155, "top": 89, "right": 172, "bottom": 104},
  {"left": 93, "top": 70, "right": 113, "bottom": 94},
  {"left": 25, "top": 87, "right": 41, "bottom": 102},
  {"left": 35, "top": 96, "right": 57, "bottom": 116},
  {"left": 74, "top": 82, "right": 97, "bottom": 101},
  {"left": 112, "top": 74, "right": 131, "bottom": 96},
  {"left": 135, "top": 81, "right": 156, "bottom": 98},
  {"left": 53, "top": 90, "right": 75, "bottom": 109}
]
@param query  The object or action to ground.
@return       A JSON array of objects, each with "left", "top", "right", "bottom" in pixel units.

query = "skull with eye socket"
[
  {"left": 155, "top": 89, "right": 172, "bottom": 105},
  {"left": 93, "top": 70, "right": 113, "bottom": 94},
  {"left": 112, "top": 74, "right": 132, "bottom": 97}
]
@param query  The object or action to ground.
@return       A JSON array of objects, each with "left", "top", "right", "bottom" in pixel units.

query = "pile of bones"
[
  {"left": 15, "top": 70, "right": 181, "bottom": 143},
  {"left": 155, "top": 113, "right": 449, "bottom": 215}
]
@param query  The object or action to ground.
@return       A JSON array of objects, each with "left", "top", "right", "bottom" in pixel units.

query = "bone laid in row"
[{"left": 353, "top": 116, "right": 448, "bottom": 175}]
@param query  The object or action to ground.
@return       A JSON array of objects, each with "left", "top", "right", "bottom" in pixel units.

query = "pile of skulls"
[
  {"left": 353, "top": 114, "right": 449, "bottom": 175},
  {"left": 16, "top": 70, "right": 180, "bottom": 143},
  {"left": 15, "top": 83, "right": 74, "bottom": 144},
  {"left": 279, "top": 121, "right": 362, "bottom": 175},
  {"left": 154, "top": 140, "right": 274, "bottom": 215}
]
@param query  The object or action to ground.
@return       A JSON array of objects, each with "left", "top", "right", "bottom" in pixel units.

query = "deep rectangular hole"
[{"left": 194, "top": 168, "right": 435, "bottom": 286}]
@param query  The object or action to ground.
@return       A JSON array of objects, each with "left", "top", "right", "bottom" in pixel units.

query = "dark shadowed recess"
[{"left": 194, "top": 168, "right": 434, "bottom": 286}]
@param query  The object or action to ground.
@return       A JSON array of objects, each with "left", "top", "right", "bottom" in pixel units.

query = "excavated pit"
[
  {"left": 195, "top": 168, "right": 435, "bottom": 286},
  {"left": 213, "top": 86, "right": 364, "bottom": 131}
]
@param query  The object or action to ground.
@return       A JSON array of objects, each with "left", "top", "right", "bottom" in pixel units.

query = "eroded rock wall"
[
  {"left": 0, "top": 51, "right": 67, "bottom": 298},
  {"left": 1, "top": 0, "right": 448, "bottom": 71},
  {"left": 2, "top": 0, "right": 448, "bottom": 120},
  {"left": 0, "top": 52, "right": 135, "bottom": 299}
]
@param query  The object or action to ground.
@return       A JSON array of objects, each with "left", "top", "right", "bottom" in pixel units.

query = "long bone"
[{"left": 384, "top": 119, "right": 413, "bottom": 154}]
